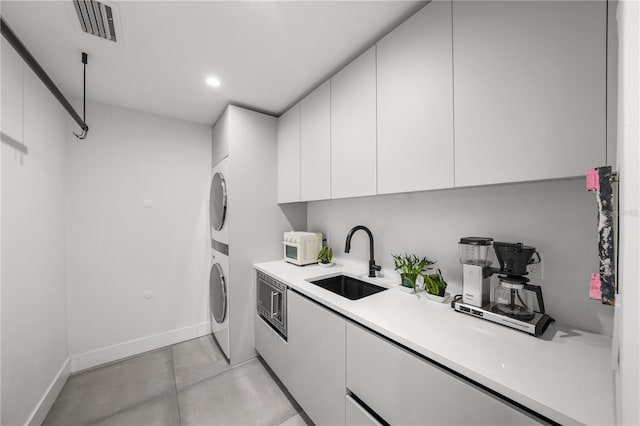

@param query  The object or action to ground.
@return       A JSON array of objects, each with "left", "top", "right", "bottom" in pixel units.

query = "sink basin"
[{"left": 308, "top": 275, "right": 388, "bottom": 300}]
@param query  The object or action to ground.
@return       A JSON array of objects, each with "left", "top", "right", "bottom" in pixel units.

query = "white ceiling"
[{"left": 1, "top": 1, "right": 425, "bottom": 126}]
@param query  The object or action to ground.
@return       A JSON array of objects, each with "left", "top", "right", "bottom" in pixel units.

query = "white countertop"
[{"left": 254, "top": 260, "right": 615, "bottom": 426}]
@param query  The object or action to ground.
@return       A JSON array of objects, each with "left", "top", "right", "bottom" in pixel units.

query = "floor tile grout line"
[
  {"left": 169, "top": 346, "right": 183, "bottom": 426},
  {"left": 175, "top": 354, "right": 264, "bottom": 393},
  {"left": 82, "top": 391, "right": 177, "bottom": 425}
]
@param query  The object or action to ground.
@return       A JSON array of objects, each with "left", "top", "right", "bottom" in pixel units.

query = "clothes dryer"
[{"left": 210, "top": 157, "right": 229, "bottom": 246}]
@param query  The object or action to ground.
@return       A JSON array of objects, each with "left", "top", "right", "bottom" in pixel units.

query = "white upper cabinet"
[
  {"left": 300, "top": 81, "right": 331, "bottom": 201},
  {"left": 331, "top": 47, "right": 377, "bottom": 199},
  {"left": 453, "top": 1, "right": 606, "bottom": 187},
  {"left": 211, "top": 109, "right": 229, "bottom": 167},
  {"left": 376, "top": 1, "right": 455, "bottom": 195},
  {"left": 277, "top": 104, "right": 301, "bottom": 203}
]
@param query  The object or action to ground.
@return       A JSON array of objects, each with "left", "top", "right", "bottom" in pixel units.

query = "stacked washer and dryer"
[
  {"left": 209, "top": 157, "right": 230, "bottom": 359},
  {"left": 208, "top": 105, "right": 306, "bottom": 366}
]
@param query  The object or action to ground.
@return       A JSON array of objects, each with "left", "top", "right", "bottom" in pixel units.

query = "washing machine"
[
  {"left": 209, "top": 248, "right": 230, "bottom": 359},
  {"left": 209, "top": 157, "right": 230, "bottom": 359}
]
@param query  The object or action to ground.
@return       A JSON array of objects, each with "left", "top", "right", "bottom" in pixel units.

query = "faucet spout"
[{"left": 345, "top": 225, "right": 382, "bottom": 278}]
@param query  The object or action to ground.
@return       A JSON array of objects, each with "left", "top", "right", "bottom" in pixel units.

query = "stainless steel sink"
[{"left": 308, "top": 275, "right": 387, "bottom": 300}]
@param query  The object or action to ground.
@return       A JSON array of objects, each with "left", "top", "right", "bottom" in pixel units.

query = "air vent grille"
[{"left": 73, "top": 0, "right": 117, "bottom": 42}]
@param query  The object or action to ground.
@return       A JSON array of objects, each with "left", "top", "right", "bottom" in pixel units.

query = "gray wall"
[{"left": 308, "top": 177, "right": 613, "bottom": 335}]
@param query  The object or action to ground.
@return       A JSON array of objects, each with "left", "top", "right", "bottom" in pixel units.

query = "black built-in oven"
[{"left": 256, "top": 271, "right": 287, "bottom": 339}]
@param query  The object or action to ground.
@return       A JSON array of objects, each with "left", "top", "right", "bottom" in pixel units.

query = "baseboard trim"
[
  {"left": 26, "top": 357, "right": 71, "bottom": 426},
  {"left": 70, "top": 321, "right": 211, "bottom": 372}
]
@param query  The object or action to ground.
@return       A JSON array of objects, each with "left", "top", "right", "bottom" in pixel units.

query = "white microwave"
[{"left": 283, "top": 231, "right": 322, "bottom": 266}]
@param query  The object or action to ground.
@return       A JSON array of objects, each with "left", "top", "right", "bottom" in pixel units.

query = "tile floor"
[{"left": 43, "top": 336, "right": 311, "bottom": 426}]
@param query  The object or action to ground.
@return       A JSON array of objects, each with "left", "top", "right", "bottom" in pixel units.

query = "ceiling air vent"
[{"left": 73, "top": 0, "right": 117, "bottom": 42}]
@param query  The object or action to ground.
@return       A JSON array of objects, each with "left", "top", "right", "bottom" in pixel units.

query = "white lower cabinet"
[
  {"left": 287, "top": 290, "right": 346, "bottom": 426},
  {"left": 254, "top": 315, "right": 289, "bottom": 388},
  {"left": 346, "top": 322, "right": 542, "bottom": 426},
  {"left": 256, "top": 280, "right": 545, "bottom": 426},
  {"left": 346, "top": 395, "right": 383, "bottom": 426}
]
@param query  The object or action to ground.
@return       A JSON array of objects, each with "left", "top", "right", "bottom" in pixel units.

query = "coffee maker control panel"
[{"left": 462, "top": 264, "right": 490, "bottom": 307}]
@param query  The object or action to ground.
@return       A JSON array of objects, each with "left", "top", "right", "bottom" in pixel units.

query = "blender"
[{"left": 453, "top": 238, "right": 554, "bottom": 337}]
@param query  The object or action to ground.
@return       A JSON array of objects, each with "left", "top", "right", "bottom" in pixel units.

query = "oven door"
[{"left": 256, "top": 272, "right": 287, "bottom": 338}]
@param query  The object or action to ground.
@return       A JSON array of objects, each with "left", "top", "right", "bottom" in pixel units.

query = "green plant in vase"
[
  {"left": 392, "top": 253, "right": 436, "bottom": 288},
  {"left": 423, "top": 269, "right": 448, "bottom": 297},
  {"left": 317, "top": 245, "right": 333, "bottom": 265}
]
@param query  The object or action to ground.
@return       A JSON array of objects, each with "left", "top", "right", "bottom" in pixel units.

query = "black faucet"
[{"left": 344, "top": 225, "right": 382, "bottom": 278}]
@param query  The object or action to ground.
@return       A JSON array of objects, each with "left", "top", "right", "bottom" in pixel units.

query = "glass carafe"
[{"left": 493, "top": 278, "right": 535, "bottom": 320}]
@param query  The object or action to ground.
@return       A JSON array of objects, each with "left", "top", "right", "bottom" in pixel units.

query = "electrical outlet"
[{"left": 526, "top": 252, "right": 544, "bottom": 280}]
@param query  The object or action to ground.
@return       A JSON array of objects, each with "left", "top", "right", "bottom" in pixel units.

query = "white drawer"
[
  {"left": 346, "top": 322, "right": 541, "bottom": 425},
  {"left": 346, "top": 395, "right": 384, "bottom": 426}
]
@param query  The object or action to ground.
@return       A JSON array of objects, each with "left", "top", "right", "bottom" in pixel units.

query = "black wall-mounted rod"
[{"left": 1, "top": 15, "right": 89, "bottom": 136}]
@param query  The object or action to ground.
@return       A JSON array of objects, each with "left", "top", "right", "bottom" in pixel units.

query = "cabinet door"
[
  {"left": 331, "top": 47, "right": 377, "bottom": 199},
  {"left": 254, "top": 315, "right": 289, "bottom": 388},
  {"left": 346, "top": 323, "right": 541, "bottom": 425},
  {"left": 288, "top": 290, "right": 346, "bottom": 426},
  {"left": 377, "top": 1, "right": 454, "bottom": 195},
  {"left": 300, "top": 81, "right": 331, "bottom": 201},
  {"left": 277, "top": 104, "right": 301, "bottom": 203},
  {"left": 211, "top": 108, "right": 229, "bottom": 167},
  {"left": 453, "top": 0, "right": 606, "bottom": 187}
]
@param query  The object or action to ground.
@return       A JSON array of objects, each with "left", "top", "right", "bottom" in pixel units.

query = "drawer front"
[
  {"left": 346, "top": 322, "right": 541, "bottom": 425},
  {"left": 346, "top": 395, "right": 383, "bottom": 426}
]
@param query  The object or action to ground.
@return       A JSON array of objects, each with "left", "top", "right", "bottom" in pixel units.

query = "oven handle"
[{"left": 270, "top": 291, "right": 279, "bottom": 319}]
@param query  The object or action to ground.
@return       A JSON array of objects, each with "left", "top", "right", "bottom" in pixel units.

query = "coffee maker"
[{"left": 452, "top": 237, "right": 554, "bottom": 336}]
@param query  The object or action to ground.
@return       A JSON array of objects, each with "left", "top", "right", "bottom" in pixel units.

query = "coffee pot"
[
  {"left": 491, "top": 242, "right": 546, "bottom": 320},
  {"left": 493, "top": 276, "right": 546, "bottom": 320}
]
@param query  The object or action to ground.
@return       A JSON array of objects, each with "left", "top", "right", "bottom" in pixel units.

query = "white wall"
[
  {"left": 66, "top": 100, "right": 212, "bottom": 371},
  {"left": 615, "top": 1, "right": 639, "bottom": 424},
  {"left": 308, "top": 177, "right": 614, "bottom": 336},
  {"left": 1, "top": 39, "right": 70, "bottom": 425}
]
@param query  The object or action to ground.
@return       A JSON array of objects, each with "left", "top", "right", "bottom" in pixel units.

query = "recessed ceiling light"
[{"left": 206, "top": 76, "right": 221, "bottom": 88}]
